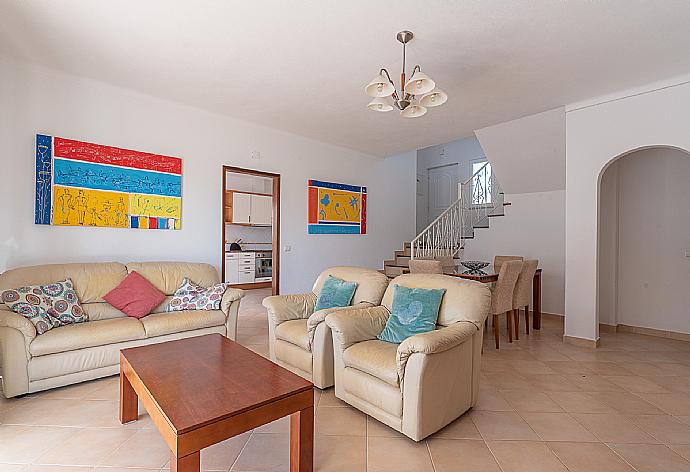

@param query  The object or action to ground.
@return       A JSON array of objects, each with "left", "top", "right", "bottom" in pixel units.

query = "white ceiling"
[{"left": 2, "top": 1, "right": 690, "bottom": 157}]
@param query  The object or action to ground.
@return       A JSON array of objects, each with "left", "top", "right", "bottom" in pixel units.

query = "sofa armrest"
[
  {"left": 396, "top": 321, "right": 478, "bottom": 380},
  {"left": 220, "top": 287, "right": 245, "bottom": 317},
  {"left": 0, "top": 308, "right": 36, "bottom": 343},
  {"left": 306, "top": 301, "right": 374, "bottom": 349},
  {"left": 263, "top": 293, "right": 317, "bottom": 325},
  {"left": 325, "top": 305, "right": 390, "bottom": 351}
]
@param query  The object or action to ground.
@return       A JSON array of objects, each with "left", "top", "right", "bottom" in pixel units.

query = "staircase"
[{"left": 381, "top": 162, "right": 511, "bottom": 278}]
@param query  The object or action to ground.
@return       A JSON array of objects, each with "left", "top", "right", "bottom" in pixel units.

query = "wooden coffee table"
[{"left": 119, "top": 334, "right": 314, "bottom": 471}]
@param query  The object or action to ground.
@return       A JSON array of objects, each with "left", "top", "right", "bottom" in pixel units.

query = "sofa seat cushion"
[
  {"left": 29, "top": 318, "right": 146, "bottom": 357},
  {"left": 343, "top": 340, "right": 399, "bottom": 387},
  {"left": 275, "top": 319, "right": 310, "bottom": 351},
  {"left": 140, "top": 310, "right": 226, "bottom": 338}
]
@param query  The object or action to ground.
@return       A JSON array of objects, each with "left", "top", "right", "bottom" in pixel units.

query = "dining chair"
[
  {"left": 408, "top": 259, "right": 444, "bottom": 274},
  {"left": 511, "top": 259, "right": 539, "bottom": 339},
  {"left": 489, "top": 260, "right": 523, "bottom": 349},
  {"left": 493, "top": 255, "right": 524, "bottom": 272},
  {"left": 436, "top": 255, "right": 457, "bottom": 273}
]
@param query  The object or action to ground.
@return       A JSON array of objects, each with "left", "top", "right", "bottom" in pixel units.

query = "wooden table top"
[
  {"left": 448, "top": 265, "right": 542, "bottom": 283},
  {"left": 120, "top": 334, "right": 313, "bottom": 435}
]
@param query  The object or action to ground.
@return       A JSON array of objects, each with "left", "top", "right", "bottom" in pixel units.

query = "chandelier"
[{"left": 365, "top": 30, "right": 447, "bottom": 118}]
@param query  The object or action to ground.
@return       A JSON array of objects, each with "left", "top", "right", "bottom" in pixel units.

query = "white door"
[
  {"left": 250, "top": 194, "right": 272, "bottom": 226},
  {"left": 428, "top": 164, "right": 459, "bottom": 224},
  {"left": 232, "top": 192, "right": 251, "bottom": 224}
]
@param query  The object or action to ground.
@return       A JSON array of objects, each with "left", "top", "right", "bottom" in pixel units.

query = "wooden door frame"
[{"left": 222, "top": 165, "right": 281, "bottom": 295}]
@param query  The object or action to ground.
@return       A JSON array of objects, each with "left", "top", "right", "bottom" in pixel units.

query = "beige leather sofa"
[
  {"left": 0, "top": 261, "right": 244, "bottom": 398},
  {"left": 326, "top": 274, "right": 491, "bottom": 441},
  {"left": 263, "top": 266, "right": 389, "bottom": 389}
]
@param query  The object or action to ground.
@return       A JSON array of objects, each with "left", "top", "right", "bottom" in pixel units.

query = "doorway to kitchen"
[{"left": 222, "top": 166, "right": 280, "bottom": 295}]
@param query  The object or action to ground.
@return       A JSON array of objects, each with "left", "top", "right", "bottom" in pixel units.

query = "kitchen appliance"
[{"left": 255, "top": 251, "right": 272, "bottom": 282}]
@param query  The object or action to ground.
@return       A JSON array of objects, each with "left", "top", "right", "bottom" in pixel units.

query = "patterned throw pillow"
[
  {"left": 1, "top": 279, "right": 87, "bottom": 335},
  {"left": 167, "top": 278, "right": 229, "bottom": 311}
]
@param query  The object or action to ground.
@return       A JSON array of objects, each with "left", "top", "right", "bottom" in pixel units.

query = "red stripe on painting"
[
  {"left": 308, "top": 187, "right": 318, "bottom": 224},
  {"left": 54, "top": 137, "right": 182, "bottom": 175},
  {"left": 148, "top": 217, "right": 158, "bottom": 230},
  {"left": 360, "top": 193, "right": 367, "bottom": 234}
]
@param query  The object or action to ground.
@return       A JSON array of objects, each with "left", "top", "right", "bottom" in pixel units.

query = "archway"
[{"left": 596, "top": 145, "right": 690, "bottom": 336}]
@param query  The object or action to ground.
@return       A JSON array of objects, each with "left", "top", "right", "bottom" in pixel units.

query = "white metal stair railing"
[{"left": 411, "top": 162, "right": 504, "bottom": 260}]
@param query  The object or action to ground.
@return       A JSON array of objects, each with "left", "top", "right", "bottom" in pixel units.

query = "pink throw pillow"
[{"left": 103, "top": 271, "right": 166, "bottom": 318}]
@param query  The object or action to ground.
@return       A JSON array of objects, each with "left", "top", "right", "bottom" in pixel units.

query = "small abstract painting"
[
  {"left": 34, "top": 134, "right": 182, "bottom": 230},
  {"left": 308, "top": 180, "right": 366, "bottom": 234}
]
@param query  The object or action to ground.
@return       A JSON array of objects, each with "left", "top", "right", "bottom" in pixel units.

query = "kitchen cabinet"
[
  {"left": 225, "top": 252, "right": 256, "bottom": 284},
  {"left": 250, "top": 194, "right": 272, "bottom": 225},
  {"left": 231, "top": 192, "right": 251, "bottom": 224},
  {"left": 225, "top": 191, "right": 272, "bottom": 226}
]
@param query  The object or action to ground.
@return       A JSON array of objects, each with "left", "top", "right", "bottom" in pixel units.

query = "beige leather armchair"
[
  {"left": 263, "top": 266, "right": 389, "bottom": 389},
  {"left": 325, "top": 273, "right": 491, "bottom": 441}
]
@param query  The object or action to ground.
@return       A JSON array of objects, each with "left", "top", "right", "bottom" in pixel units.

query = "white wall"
[
  {"left": 565, "top": 78, "right": 690, "bottom": 341},
  {"left": 598, "top": 148, "right": 690, "bottom": 334},
  {"left": 416, "top": 136, "right": 486, "bottom": 233},
  {"left": 0, "top": 55, "right": 417, "bottom": 293},
  {"left": 462, "top": 190, "right": 566, "bottom": 315}
]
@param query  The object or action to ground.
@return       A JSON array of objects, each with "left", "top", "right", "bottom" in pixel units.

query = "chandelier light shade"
[{"left": 364, "top": 30, "right": 446, "bottom": 118}]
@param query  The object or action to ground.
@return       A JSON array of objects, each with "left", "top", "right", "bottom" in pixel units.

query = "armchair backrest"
[
  {"left": 382, "top": 274, "right": 491, "bottom": 326},
  {"left": 312, "top": 266, "right": 390, "bottom": 306}
]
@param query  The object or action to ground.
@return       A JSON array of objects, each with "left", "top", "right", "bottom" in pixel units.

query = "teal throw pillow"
[
  {"left": 314, "top": 275, "right": 358, "bottom": 311},
  {"left": 378, "top": 284, "right": 446, "bottom": 344}
]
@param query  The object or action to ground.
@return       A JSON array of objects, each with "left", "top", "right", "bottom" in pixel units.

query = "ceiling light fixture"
[{"left": 365, "top": 30, "right": 446, "bottom": 118}]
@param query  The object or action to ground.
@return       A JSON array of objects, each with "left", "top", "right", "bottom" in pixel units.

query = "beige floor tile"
[
  {"left": 482, "top": 372, "right": 533, "bottom": 390},
  {"left": 629, "top": 414, "right": 690, "bottom": 444},
  {"left": 0, "top": 425, "right": 74, "bottom": 464},
  {"left": 589, "top": 391, "right": 664, "bottom": 414},
  {"left": 562, "top": 374, "right": 625, "bottom": 392},
  {"left": 366, "top": 416, "right": 406, "bottom": 438},
  {"left": 428, "top": 438, "right": 501, "bottom": 472},
  {"left": 571, "top": 413, "right": 658, "bottom": 443},
  {"left": 315, "top": 406, "right": 366, "bottom": 436},
  {"left": 94, "top": 469, "right": 160, "bottom": 472},
  {"left": 254, "top": 415, "right": 289, "bottom": 434},
  {"left": 604, "top": 375, "right": 670, "bottom": 393},
  {"left": 430, "top": 413, "right": 481, "bottom": 439},
  {"left": 0, "top": 398, "right": 123, "bottom": 428},
  {"left": 545, "top": 391, "right": 615, "bottom": 413},
  {"left": 27, "top": 378, "right": 107, "bottom": 400},
  {"left": 508, "top": 360, "right": 557, "bottom": 375},
  {"left": 34, "top": 427, "right": 136, "bottom": 466},
  {"left": 317, "top": 388, "right": 349, "bottom": 407},
  {"left": 199, "top": 431, "right": 251, "bottom": 471},
  {"left": 0, "top": 465, "right": 27, "bottom": 472},
  {"left": 486, "top": 440, "right": 568, "bottom": 472},
  {"left": 547, "top": 442, "right": 636, "bottom": 472},
  {"left": 367, "top": 436, "right": 434, "bottom": 472},
  {"left": 644, "top": 375, "right": 690, "bottom": 394},
  {"left": 231, "top": 433, "right": 288, "bottom": 471},
  {"left": 313, "top": 388, "right": 322, "bottom": 407},
  {"left": 474, "top": 388, "right": 513, "bottom": 411},
  {"left": 98, "top": 429, "right": 170, "bottom": 469},
  {"left": 638, "top": 393, "right": 690, "bottom": 415},
  {"left": 28, "top": 467, "right": 93, "bottom": 472},
  {"left": 671, "top": 445, "right": 690, "bottom": 461},
  {"left": 315, "top": 435, "right": 365, "bottom": 472},
  {"left": 543, "top": 361, "right": 593, "bottom": 374},
  {"left": 500, "top": 390, "right": 564, "bottom": 412},
  {"left": 621, "top": 362, "right": 677, "bottom": 376},
  {"left": 521, "top": 412, "right": 598, "bottom": 442},
  {"left": 609, "top": 443, "right": 690, "bottom": 472},
  {"left": 522, "top": 374, "right": 582, "bottom": 392},
  {"left": 471, "top": 411, "right": 538, "bottom": 440},
  {"left": 678, "top": 416, "right": 690, "bottom": 426},
  {"left": 580, "top": 362, "right": 635, "bottom": 376}
]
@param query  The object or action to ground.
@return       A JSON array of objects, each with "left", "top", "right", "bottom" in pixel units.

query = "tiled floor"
[{"left": 1, "top": 287, "right": 690, "bottom": 471}]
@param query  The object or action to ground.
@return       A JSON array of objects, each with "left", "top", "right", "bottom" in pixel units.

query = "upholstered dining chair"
[
  {"left": 408, "top": 259, "right": 444, "bottom": 274},
  {"left": 493, "top": 255, "right": 524, "bottom": 272},
  {"left": 511, "top": 259, "right": 539, "bottom": 339},
  {"left": 489, "top": 260, "right": 523, "bottom": 349}
]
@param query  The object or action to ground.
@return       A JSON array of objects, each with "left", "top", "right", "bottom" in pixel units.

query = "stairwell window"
[{"left": 471, "top": 160, "right": 493, "bottom": 206}]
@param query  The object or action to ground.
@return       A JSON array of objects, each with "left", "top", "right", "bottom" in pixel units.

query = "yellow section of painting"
[
  {"left": 318, "top": 188, "right": 361, "bottom": 223},
  {"left": 130, "top": 193, "right": 181, "bottom": 219},
  {"left": 52, "top": 186, "right": 129, "bottom": 228}
]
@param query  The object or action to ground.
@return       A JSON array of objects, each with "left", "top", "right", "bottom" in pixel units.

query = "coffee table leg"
[
  {"left": 290, "top": 406, "right": 314, "bottom": 472},
  {"left": 171, "top": 451, "right": 200, "bottom": 472},
  {"left": 119, "top": 369, "right": 138, "bottom": 424}
]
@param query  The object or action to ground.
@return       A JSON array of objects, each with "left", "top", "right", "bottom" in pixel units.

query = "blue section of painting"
[
  {"left": 130, "top": 216, "right": 139, "bottom": 228},
  {"left": 35, "top": 134, "right": 53, "bottom": 225},
  {"left": 53, "top": 158, "right": 182, "bottom": 197},
  {"left": 308, "top": 224, "right": 361, "bottom": 234},
  {"left": 309, "top": 180, "right": 364, "bottom": 193}
]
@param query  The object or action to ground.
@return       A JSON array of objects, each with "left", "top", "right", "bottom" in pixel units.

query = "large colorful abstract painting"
[
  {"left": 308, "top": 180, "right": 366, "bottom": 234},
  {"left": 34, "top": 135, "right": 182, "bottom": 230}
]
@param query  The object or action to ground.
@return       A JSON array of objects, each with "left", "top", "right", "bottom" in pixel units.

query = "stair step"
[{"left": 503, "top": 202, "right": 511, "bottom": 206}]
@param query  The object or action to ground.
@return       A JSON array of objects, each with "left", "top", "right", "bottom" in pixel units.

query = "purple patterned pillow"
[
  {"left": 167, "top": 278, "right": 229, "bottom": 312},
  {"left": 1, "top": 279, "right": 87, "bottom": 335}
]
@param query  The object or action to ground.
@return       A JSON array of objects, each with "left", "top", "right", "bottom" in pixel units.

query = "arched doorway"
[{"left": 596, "top": 146, "right": 690, "bottom": 336}]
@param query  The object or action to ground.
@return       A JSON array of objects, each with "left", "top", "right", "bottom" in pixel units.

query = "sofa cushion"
[
  {"left": 168, "top": 278, "right": 229, "bottom": 311},
  {"left": 103, "top": 271, "right": 166, "bottom": 318},
  {"left": 140, "top": 310, "right": 226, "bottom": 338},
  {"left": 378, "top": 285, "right": 445, "bottom": 344},
  {"left": 29, "top": 317, "right": 146, "bottom": 356},
  {"left": 343, "top": 340, "right": 399, "bottom": 387},
  {"left": 126, "top": 262, "right": 219, "bottom": 296},
  {"left": 275, "top": 319, "right": 310, "bottom": 351},
  {"left": 314, "top": 275, "right": 358, "bottom": 311}
]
